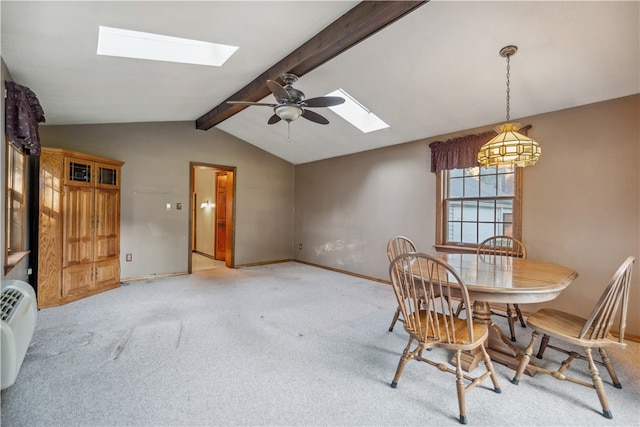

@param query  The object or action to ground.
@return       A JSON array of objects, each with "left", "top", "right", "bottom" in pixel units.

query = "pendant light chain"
[
  {"left": 505, "top": 52, "right": 511, "bottom": 123},
  {"left": 477, "top": 44, "right": 542, "bottom": 168}
]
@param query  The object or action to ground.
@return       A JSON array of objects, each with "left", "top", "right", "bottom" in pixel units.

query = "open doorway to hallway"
[
  {"left": 189, "top": 162, "right": 236, "bottom": 273},
  {"left": 192, "top": 252, "right": 225, "bottom": 271}
]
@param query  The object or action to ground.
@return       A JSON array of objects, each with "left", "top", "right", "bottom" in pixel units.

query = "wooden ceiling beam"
[{"left": 195, "top": 1, "right": 427, "bottom": 131}]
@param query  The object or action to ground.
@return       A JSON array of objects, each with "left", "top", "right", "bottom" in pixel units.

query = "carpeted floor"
[{"left": 2, "top": 262, "right": 639, "bottom": 426}]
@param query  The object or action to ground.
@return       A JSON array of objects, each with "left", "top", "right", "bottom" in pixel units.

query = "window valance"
[
  {"left": 428, "top": 125, "right": 530, "bottom": 173},
  {"left": 5, "top": 80, "right": 45, "bottom": 155}
]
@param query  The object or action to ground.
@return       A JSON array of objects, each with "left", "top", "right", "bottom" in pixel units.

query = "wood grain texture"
[
  {"left": 428, "top": 252, "right": 578, "bottom": 304},
  {"left": 196, "top": 1, "right": 427, "bottom": 130},
  {"left": 37, "top": 150, "right": 65, "bottom": 307},
  {"left": 37, "top": 147, "right": 123, "bottom": 308}
]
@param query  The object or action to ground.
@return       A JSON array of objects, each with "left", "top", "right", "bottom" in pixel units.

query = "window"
[
  {"left": 4, "top": 140, "right": 27, "bottom": 271},
  {"left": 436, "top": 165, "right": 522, "bottom": 251}
]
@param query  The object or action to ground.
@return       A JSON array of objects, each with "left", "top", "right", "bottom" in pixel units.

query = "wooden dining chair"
[
  {"left": 388, "top": 252, "right": 501, "bottom": 425},
  {"left": 512, "top": 256, "right": 635, "bottom": 419},
  {"left": 457, "top": 235, "right": 528, "bottom": 341},
  {"left": 386, "top": 236, "right": 417, "bottom": 332}
]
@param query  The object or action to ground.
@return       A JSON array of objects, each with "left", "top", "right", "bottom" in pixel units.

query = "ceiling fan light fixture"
[
  {"left": 478, "top": 45, "right": 542, "bottom": 168},
  {"left": 228, "top": 73, "right": 341, "bottom": 129},
  {"left": 275, "top": 105, "right": 302, "bottom": 122}
]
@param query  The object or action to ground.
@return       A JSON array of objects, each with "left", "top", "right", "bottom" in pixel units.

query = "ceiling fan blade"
[
  {"left": 302, "top": 109, "right": 329, "bottom": 125},
  {"left": 267, "top": 114, "right": 281, "bottom": 125},
  {"left": 304, "top": 96, "right": 345, "bottom": 108},
  {"left": 227, "top": 101, "right": 277, "bottom": 107},
  {"left": 267, "top": 80, "right": 291, "bottom": 103}
]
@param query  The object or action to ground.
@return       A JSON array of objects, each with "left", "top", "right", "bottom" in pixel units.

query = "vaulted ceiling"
[{"left": 2, "top": 1, "right": 638, "bottom": 164}]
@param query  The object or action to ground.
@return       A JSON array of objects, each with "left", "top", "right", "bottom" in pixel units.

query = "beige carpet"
[{"left": 2, "top": 262, "right": 639, "bottom": 426}]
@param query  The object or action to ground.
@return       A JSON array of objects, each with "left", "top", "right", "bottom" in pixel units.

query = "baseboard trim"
[
  {"left": 121, "top": 271, "right": 188, "bottom": 283},
  {"left": 235, "top": 258, "right": 390, "bottom": 285},
  {"left": 294, "top": 259, "right": 390, "bottom": 285},
  {"left": 234, "top": 259, "right": 293, "bottom": 268}
]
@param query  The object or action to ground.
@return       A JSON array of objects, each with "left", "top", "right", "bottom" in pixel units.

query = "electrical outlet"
[
  {"left": 298, "top": 243, "right": 302, "bottom": 250},
  {"left": 126, "top": 253, "right": 132, "bottom": 262},
  {"left": 176, "top": 203, "right": 182, "bottom": 210}
]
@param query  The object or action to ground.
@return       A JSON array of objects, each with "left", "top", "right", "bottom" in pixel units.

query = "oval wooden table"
[{"left": 414, "top": 252, "right": 578, "bottom": 373}]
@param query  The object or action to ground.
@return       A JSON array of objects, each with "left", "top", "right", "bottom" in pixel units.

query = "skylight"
[
  {"left": 326, "top": 89, "right": 389, "bottom": 133},
  {"left": 97, "top": 26, "right": 238, "bottom": 67}
]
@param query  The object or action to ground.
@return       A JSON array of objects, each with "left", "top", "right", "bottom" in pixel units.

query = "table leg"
[{"left": 455, "top": 301, "right": 536, "bottom": 376}]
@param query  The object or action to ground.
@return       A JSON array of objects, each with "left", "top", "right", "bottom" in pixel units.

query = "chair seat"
[
  {"left": 408, "top": 310, "right": 488, "bottom": 350},
  {"left": 527, "top": 308, "right": 626, "bottom": 350},
  {"left": 512, "top": 256, "right": 635, "bottom": 420}
]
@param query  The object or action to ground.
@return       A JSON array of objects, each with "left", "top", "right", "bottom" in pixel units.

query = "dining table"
[{"left": 413, "top": 251, "right": 578, "bottom": 374}]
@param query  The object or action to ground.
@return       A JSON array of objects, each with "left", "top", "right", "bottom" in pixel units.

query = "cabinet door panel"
[
  {"left": 95, "top": 259, "right": 120, "bottom": 289},
  {"left": 96, "top": 162, "right": 120, "bottom": 188},
  {"left": 62, "top": 264, "right": 94, "bottom": 296},
  {"left": 64, "top": 157, "right": 93, "bottom": 186},
  {"left": 95, "top": 189, "right": 120, "bottom": 260},
  {"left": 63, "top": 186, "right": 94, "bottom": 267}
]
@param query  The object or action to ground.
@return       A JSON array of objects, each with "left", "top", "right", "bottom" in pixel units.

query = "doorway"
[{"left": 189, "top": 162, "right": 236, "bottom": 273}]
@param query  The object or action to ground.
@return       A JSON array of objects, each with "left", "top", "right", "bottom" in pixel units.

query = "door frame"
[{"left": 188, "top": 162, "right": 236, "bottom": 273}]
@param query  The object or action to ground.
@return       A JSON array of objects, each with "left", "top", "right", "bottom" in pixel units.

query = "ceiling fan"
[{"left": 227, "top": 73, "right": 345, "bottom": 126}]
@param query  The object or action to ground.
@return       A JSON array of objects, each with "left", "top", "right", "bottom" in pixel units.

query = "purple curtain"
[
  {"left": 5, "top": 81, "right": 45, "bottom": 155},
  {"left": 428, "top": 125, "right": 530, "bottom": 173}
]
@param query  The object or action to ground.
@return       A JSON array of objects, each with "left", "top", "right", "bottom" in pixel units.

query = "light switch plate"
[{"left": 166, "top": 203, "right": 171, "bottom": 211}]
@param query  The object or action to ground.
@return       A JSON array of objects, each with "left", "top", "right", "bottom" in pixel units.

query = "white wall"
[
  {"left": 294, "top": 95, "right": 640, "bottom": 336},
  {"left": 294, "top": 140, "right": 435, "bottom": 279},
  {"left": 522, "top": 95, "right": 639, "bottom": 330},
  {"left": 39, "top": 121, "right": 295, "bottom": 278}
]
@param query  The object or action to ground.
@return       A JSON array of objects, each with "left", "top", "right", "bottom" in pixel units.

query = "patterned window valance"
[
  {"left": 428, "top": 125, "right": 530, "bottom": 173},
  {"left": 5, "top": 80, "right": 46, "bottom": 155}
]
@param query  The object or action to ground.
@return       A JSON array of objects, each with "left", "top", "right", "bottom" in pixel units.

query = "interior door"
[{"left": 215, "top": 172, "right": 227, "bottom": 260}]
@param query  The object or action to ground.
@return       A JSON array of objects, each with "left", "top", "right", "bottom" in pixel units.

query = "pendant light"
[{"left": 478, "top": 45, "right": 541, "bottom": 168}]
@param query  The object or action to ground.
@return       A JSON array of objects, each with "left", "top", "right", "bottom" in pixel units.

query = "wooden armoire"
[{"left": 37, "top": 147, "right": 124, "bottom": 308}]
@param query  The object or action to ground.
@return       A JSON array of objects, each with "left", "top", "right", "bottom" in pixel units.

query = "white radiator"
[{"left": 1, "top": 280, "right": 37, "bottom": 389}]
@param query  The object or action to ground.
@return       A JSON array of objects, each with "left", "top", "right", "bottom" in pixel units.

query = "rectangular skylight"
[
  {"left": 97, "top": 26, "right": 238, "bottom": 67},
  {"left": 326, "top": 88, "right": 389, "bottom": 133}
]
